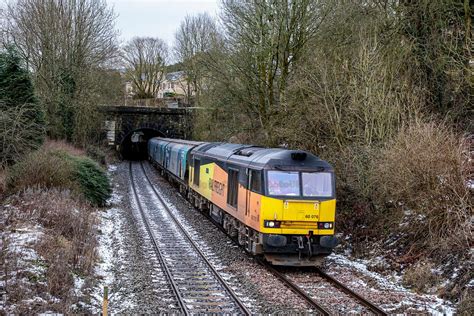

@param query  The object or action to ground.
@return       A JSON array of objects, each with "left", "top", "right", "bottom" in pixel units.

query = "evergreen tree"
[
  {"left": 0, "top": 47, "right": 45, "bottom": 165},
  {"left": 0, "top": 49, "right": 36, "bottom": 106}
]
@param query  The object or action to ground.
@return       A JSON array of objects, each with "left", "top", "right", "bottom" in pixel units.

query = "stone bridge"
[{"left": 101, "top": 105, "right": 192, "bottom": 158}]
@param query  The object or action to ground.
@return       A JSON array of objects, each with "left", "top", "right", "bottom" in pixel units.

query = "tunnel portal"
[{"left": 120, "top": 128, "right": 164, "bottom": 160}]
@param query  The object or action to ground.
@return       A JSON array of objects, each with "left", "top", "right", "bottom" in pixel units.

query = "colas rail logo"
[{"left": 208, "top": 178, "right": 225, "bottom": 196}]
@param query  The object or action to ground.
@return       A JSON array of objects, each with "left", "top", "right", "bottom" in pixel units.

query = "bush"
[
  {"left": 7, "top": 140, "right": 111, "bottom": 206},
  {"left": 86, "top": 145, "right": 107, "bottom": 165},
  {"left": 370, "top": 122, "right": 472, "bottom": 257},
  {"left": 322, "top": 145, "right": 384, "bottom": 241},
  {"left": 7, "top": 148, "right": 76, "bottom": 192},
  {"left": 71, "top": 156, "right": 111, "bottom": 206}
]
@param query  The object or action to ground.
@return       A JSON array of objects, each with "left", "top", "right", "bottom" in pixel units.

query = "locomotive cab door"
[
  {"left": 246, "top": 169, "right": 262, "bottom": 226},
  {"left": 246, "top": 169, "right": 251, "bottom": 217}
]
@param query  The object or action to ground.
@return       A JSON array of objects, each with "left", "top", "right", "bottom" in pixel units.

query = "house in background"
[
  {"left": 123, "top": 70, "right": 194, "bottom": 107},
  {"left": 157, "top": 71, "right": 194, "bottom": 102}
]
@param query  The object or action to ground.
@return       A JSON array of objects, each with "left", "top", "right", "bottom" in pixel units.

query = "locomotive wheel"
[{"left": 238, "top": 228, "right": 246, "bottom": 246}]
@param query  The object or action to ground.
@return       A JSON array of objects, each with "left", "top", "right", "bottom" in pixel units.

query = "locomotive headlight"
[
  {"left": 264, "top": 220, "right": 281, "bottom": 228},
  {"left": 318, "top": 222, "right": 334, "bottom": 229}
]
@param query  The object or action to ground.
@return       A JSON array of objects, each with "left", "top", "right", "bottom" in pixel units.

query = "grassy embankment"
[{"left": 1, "top": 140, "right": 112, "bottom": 313}]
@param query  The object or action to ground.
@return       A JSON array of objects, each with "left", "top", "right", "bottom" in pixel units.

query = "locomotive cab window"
[
  {"left": 267, "top": 171, "right": 300, "bottom": 196},
  {"left": 302, "top": 172, "right": 333, "bottom": 197},
  {"left": 249, "top": 169, "right": 262, "bottom": 193},
  {"left": 193, "top": 158, "right": 200, "bottom": 186},
  {"left": 227, "top": 168, "right": 239, "bottom": 208}
]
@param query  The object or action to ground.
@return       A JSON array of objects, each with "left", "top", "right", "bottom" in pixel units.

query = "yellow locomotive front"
[{"left": 257, "top": 168, "right": 337, "bottom": 266}]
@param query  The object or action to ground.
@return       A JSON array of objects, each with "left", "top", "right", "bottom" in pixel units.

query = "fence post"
[{"left": 102, "top": 286, "right": 108, "bottom": 316}]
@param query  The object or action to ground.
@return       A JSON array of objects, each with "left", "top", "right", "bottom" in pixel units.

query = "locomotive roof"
[
  {"left": 193, "top": 142, "right": 332, "bottom": 171},
  {"left": 151, "top": 137, "right": 204, "bottom": 146}
]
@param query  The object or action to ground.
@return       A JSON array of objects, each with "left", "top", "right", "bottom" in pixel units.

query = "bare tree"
[
  {"left": 3, "top": 0, "right": 118, "bottom": 143},
  {"left": 122, "top": 37, "right": 168, "bottom": 99},
  {"left": 0, "top": 102, "right": 45, "bottom": 167},
  {"left": 213, "top": 0, "right": 328, "bottom": 141},
  {"left": 174, "top": 13, "right": 218, "bottom": 104}
]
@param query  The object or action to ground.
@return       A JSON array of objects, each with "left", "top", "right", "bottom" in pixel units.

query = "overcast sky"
[{"left": 107, "top": 0, "right": 220, "bottom": 47}]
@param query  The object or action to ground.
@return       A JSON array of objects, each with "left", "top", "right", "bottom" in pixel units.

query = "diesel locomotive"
[{"left": 148, "top": 137, "right": 338, "bottom": 266}]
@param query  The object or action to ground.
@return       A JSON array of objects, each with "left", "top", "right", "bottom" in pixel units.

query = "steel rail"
[
  {"left": 315, "top": 268, "right": 387, "bottom": 315},
  {"left": 139, "top": 161, "right": 251, "bottom": 316},
  {"left": 258, "top": 259, "right": 331, "bottom": 315},
  {"left": 128, "top": 162, "right": 189, "bottom": 315},
  {"left": 143, "top": 160, "right": 386, "bottom": 315}
]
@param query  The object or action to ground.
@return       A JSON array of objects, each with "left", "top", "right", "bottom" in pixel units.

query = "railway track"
[
  {"left": 129, "top": 161, "right": 250, "bottom": 315},
  {"left": 261, "top": 260, "right": 387, "bottom": 315},
  {"left": 259, "top": 259, "right": 332, "bottom": 315},
  {"left": 315, "top": 267, "right": 387, "bottom": 315},
  {"left": 140, "top": 160, "right": 387, "bottom": 315}
]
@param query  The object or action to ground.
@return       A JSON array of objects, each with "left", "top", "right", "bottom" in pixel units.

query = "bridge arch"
[{"left": 101, "top": 105, "right": 193, "bottom": 159}]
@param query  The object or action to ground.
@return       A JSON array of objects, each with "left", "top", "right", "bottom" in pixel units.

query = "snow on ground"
[
  {"left": 93, "top": 163, "right": 174, "bottom": 313},
  {"left": 326, "top": 253, "right": 456, "bottom": 314},
  {"left": 1, "top": 214, "right": 48, "bottom": 313},
  {"left": 93, "top": 165, "right": 129, "bottom": 309},
  {"left": 107, "top": 164, "right": 118, "bottom": 173}
]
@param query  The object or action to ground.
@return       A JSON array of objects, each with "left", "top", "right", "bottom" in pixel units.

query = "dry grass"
[
  {"left": 457, "top": 291, "right": 474, "bottom": 315},
  {"left": 0, "top": 167, "right": 6, "bottom": 197},
  {"left": 3, "top": 188, "right": 97, "bottom": 312},
  {"left": 43, "top": 139, "right": 86, "bottom": 156},
  {"left": 402, "top": 260, "right": 439, "bottom": 293},
  {"left": 2, "top": 139, "right": 105, "bottom": 313},
  {"left": 12, "top": 189, "right": 98, "bottom": 275},
  {"left": 370, "top": 122, "right": 472, "bottom": 258}
]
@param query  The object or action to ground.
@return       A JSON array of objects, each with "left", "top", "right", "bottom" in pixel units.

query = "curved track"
[
  {"left": 141, "top": 160, "right": 387, "bottom": 315},
  {"left": 129, "top": 161, "right": 250, "bottom": 315}
]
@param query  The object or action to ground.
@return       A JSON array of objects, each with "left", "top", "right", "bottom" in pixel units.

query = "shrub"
[
  {"left": 71, "top": 156, "right": 111, "bottom": 206},
  {"left": 7, "top": 140, "right": 111, "bottom": 206},
  {"left": 370, "top": 122, "right": 472, "bottom": 258},
  {"left": 0, "top": 102, "right": 46, "bottom": 167},
  {"left": 0, "top": 48, "right": 45, "bottom": 166},
  {"left": 86, "top": 145, "right": 107, "bottom": 165},
  {"left": 7, "top": 147, "right": 76, "bottom": 192},
  {"left": 318, "top": 145, "right": 391, "bottom": 245}
]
